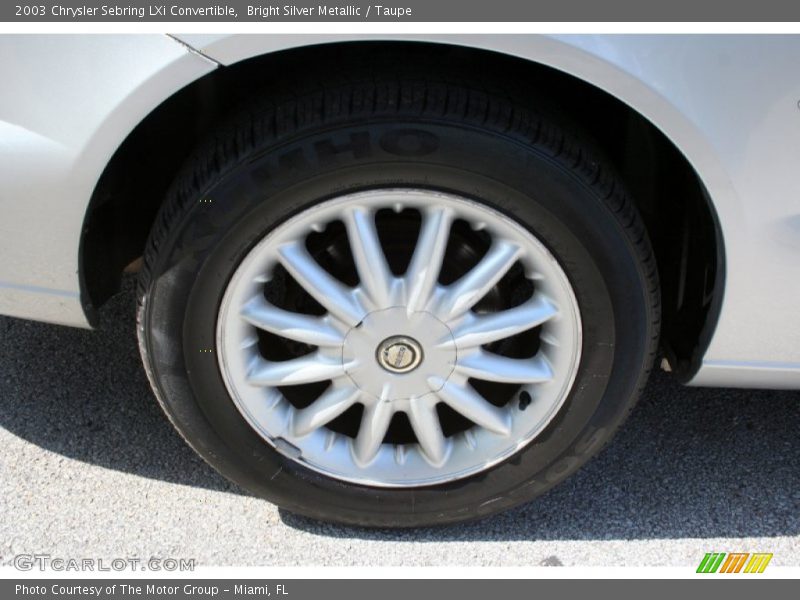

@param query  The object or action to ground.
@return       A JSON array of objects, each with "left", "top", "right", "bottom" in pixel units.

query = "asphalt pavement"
[{"left": 1, "top": 278, "right": 798, "bottom": 567}]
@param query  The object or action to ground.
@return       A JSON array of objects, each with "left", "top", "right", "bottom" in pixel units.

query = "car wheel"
[{"left": 137, "top": 75, "right": 660, "bottom": 526}]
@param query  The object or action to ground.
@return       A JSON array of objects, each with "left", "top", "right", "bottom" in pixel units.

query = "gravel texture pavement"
[{"left": 1, "top": 278, "right": 798, "bottom": 567}]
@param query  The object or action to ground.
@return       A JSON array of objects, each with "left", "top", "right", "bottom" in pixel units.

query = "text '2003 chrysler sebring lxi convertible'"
[{"left": 1, "top": 34, "right": 798, "bottom": 526}]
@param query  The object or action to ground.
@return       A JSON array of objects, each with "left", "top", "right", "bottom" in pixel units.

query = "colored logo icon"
[{"left": 697, "top": 552, "right": 773, "bottom": 573}]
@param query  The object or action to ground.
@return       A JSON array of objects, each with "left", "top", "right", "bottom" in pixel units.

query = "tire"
[{"left": 137, "top": 74, "right": 660, "bottom": 527}]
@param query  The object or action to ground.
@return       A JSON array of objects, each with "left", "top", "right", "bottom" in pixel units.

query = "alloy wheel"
[{"left": 216, "top": 189, "right": 582, "bottom": 487}]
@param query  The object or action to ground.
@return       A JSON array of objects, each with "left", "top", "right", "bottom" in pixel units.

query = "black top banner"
[{"left": 5, "top": 0, "right": 800, "bottom": 22}]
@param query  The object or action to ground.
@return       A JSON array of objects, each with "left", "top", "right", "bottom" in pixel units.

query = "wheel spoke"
[
  {"left": 446, "top": 295, "right": 559, "bottom": 349},
  {"left": 430, "top": 377, "right": 511, "bottom": 436},
  {"left": 454, "top": 350, "right": 553, "bottom": 384},
  {"left": 343, "top": 207, "right": 394, "bottom": 308},
  {"left": 292, "top": 385, "right": 362, "bottom": 437},
  {"left": 240, "top": 296, "right": 344, "bottom": 347},
  {"left": 247, "top": 352, "right": 346, "bottom": 386},
  {"left": 277, "top": 241, "right": 366, "bottom": 326},
  {"left": 436, "top": 240, "right": 522, "bottom": 321},
  {"left": 405, "top": 207, "right": 453, "bottom": 312},
  {"left": 407, "top": 396, "right": 449, "bottom": 465},
  {"left": 352, "top": 398, "right": 394, "bottom": 465}
]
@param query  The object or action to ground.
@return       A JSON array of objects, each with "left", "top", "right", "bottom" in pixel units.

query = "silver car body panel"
[
  {"left": 0, "top": 35, "right": 216, "bottom": 326},
  {"left": 0, "top": 34, "right": 798, "bottom": 388}
]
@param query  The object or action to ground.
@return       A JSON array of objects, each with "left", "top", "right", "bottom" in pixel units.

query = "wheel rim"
[{"left": 216, "top": 189, "right": 582, "bottom": 487}]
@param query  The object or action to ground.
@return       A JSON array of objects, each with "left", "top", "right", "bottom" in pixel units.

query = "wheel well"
[{"left": 81, "top": 41, "right": 721, "bottom": 380}]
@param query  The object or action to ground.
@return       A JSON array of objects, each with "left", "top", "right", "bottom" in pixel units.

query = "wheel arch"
[{"left": 80, "top": 38, "right": 724, "bottom": 381}]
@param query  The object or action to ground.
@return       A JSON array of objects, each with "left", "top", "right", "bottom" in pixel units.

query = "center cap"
[
  {"left": 376, "top": 336, "right": 424, "bottom": 373},
  {"left": 342, "top": 306, "right": 457, "bottom": 401}
]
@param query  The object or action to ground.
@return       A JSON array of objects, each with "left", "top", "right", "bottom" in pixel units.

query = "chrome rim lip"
[{"left": 216, "top": 189, "right": 582, "bottom": 488}]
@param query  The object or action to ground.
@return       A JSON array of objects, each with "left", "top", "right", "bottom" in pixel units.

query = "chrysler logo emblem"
[{"left": 376, "top": 336, "right": 424, "bottom": 373}]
